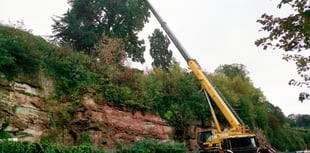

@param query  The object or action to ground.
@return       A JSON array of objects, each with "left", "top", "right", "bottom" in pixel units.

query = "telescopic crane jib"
[{"left": 145, "top": 0, "right": 263, "bottom": 153}]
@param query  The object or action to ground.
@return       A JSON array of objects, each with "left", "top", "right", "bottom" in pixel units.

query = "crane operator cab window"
[{"left": 198, "top": 130, "right": 212, "bottom": 143}]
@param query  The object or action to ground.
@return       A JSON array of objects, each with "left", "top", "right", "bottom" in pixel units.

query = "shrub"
[
  {"left": 0, "top": 25, "right": 48, "bottom": 81},
  {"left": 0, "top": 141, "right": 106, "bottom": 153},
  {"left": 44, "top": 47, "right": 95, "bottom": 101},
  {"left": 117, "top": 138, "right": 187, "bottom": 153}
]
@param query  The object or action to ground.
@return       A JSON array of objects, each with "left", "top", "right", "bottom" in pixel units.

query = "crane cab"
[
  {"left": 197, "top": 130, "right": 221, "bottom": 152},
  {"left": 197, "top": 130, "right": 259, "bottom": 153}
]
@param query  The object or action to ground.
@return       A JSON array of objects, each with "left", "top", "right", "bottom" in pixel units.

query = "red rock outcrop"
[{"left": 0, "top": 78, "right": 173, "bottom": 148}]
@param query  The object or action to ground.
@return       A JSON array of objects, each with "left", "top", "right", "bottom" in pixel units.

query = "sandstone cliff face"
[{"left": 0, "top": 78, "right": 172, "bottom": 148}]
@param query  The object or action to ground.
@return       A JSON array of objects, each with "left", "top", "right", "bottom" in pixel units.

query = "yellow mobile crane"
[{"left": 145, "top": 1, "right": 262, "bottom": 153}]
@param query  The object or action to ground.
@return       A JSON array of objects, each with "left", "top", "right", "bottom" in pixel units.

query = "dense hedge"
[
  {"left": 117, "top": 139, "right": 187, "bottom": 153},
  {"left": 0, "top": 141, "right": 105, "bottom": 153},
  {"left": 0, "top": 139, "right": 186, "bottom": 153}
]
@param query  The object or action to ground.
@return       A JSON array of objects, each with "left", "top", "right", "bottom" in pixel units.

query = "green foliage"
[
  {"left": 288, "top": 114, "right": 310, "bottom": 128},
  {"left": 0, "top": 24, "right": 92, "bottom": 101},
  {"left": 12, "top": 103, "right": 20, "bottom": 113},
  {"left": 1, "top": 24, "right": 309, "bottom": 151},
  {"left": 0, "top": 121, "right": 10, "bottom": 139},
  {"left": 116, "top": 138, "right": 187, "bottom": 153},
  {"left": 211, "top": 64, "right": 262, "bottom": 129},
  {"left": 256, "top": 0, "right": 310, "bottom": 52},
  {"left": 44, "top": 47, "right": 95, "bottom": 101},
  {"left": 211, "top": 64, "right": 310, "bottom": 151},
  {"left": 48, "top": 107, "right": 56, "bottom": 128},
  {"left": 0, "top": 141, "right": 36, "bottom": 153},
  {"left": 81, "top": 132, "right": 91, "bottom": 145},
  {"left": 259, "top": 103, "right": 310, "bottom": 151},
  {"left": 95, "top": 35, "right": 127, "bottom": 66},
  {"left": 0, "top": 25, "right": 50, "bottom": 81},
  {"left": 268, "top": 127, "right": 308, "bottom": 151},
  {"left": 0, "top": 139, "right": 186, "bottom": 153},
  {"left": 147, "top": 62, "right": 207, "bottom": 141},
  {"left": 256, "top": 0, "right": 310, "bottom": 97},
  {"left": 215, "top": 63, "right": 249, "bottom": 79},
  {"left": 52, "top": 0, "right": 150, "bottom": 62},
  {"left": 149, "top": 29, "right": 173, "bottom": 71},
  {"left": 0, "top": 141, "right": 105, "bottom": 153},
  {"left": 57, "top": 105, "right": 75, "bottom": 125},
  {"left": 254, "top": 103, "right": 269, "bottom": 130}
]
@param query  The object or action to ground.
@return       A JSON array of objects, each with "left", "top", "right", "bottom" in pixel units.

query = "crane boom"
[
  {"left": 145, "top": 0, "right": 191, "bottom": 62},
  {"left": 145, "top": 1, "right": 261, "bottom": 152},
  {"left": 145, "top": 0, "right": 242, "bottom": 130}
]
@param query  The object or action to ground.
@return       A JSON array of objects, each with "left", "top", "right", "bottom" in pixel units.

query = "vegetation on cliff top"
[{"left": 0, "top": 23, "right": 309, "bottom": 151}]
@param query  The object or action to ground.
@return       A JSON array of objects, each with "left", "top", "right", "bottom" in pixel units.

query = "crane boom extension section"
[
  {"left": 145, "top": 0, "right": 241, "bottom": 131},
  {"left": 145, "top": 1, "right": 261, "bottom": 153}
]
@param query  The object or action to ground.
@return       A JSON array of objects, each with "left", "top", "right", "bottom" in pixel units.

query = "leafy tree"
[
  {"left": 256, "top": 0, "right": 310, "bottom": 100},
  {"left": 288, "top": 114, "right": 310, "bottom": 128},
  {"left": 149, "top": 29, "right": 173, "bottom": 72},
  {"left": 52, "top": 0, "right": 150, "bottom": 62},
  {"left": 212, "top": 64, "right": 261, "bottom": 129},
  {"left": 95, "top": 35, "right": 127, "bottom": 66},
  {"left": 254, "top": 102, "right": 269, "bottom": 130},
  {"left": 148, "top": 61, "right": 207, "bottom": 141},
  {"left": 215, "top": 63, "right": 249, "bottom": 79}
]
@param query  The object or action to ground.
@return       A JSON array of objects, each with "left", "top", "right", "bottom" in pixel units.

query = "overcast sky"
[{"left": 1, "top": 0, "right": 309, "bottom": 116}]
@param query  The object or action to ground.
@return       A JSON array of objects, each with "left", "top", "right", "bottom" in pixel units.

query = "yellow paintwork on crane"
[
  {"left": 188, "top": 60, "right": 241, "bottom": 129},
  {"left": 145, "top": 0, "right": 262, "bottom": 152}
]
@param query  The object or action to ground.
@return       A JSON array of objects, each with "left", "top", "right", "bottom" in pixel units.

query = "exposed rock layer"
[{"left": 0, "top": 78, "right": 172, "bottom": 148}]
